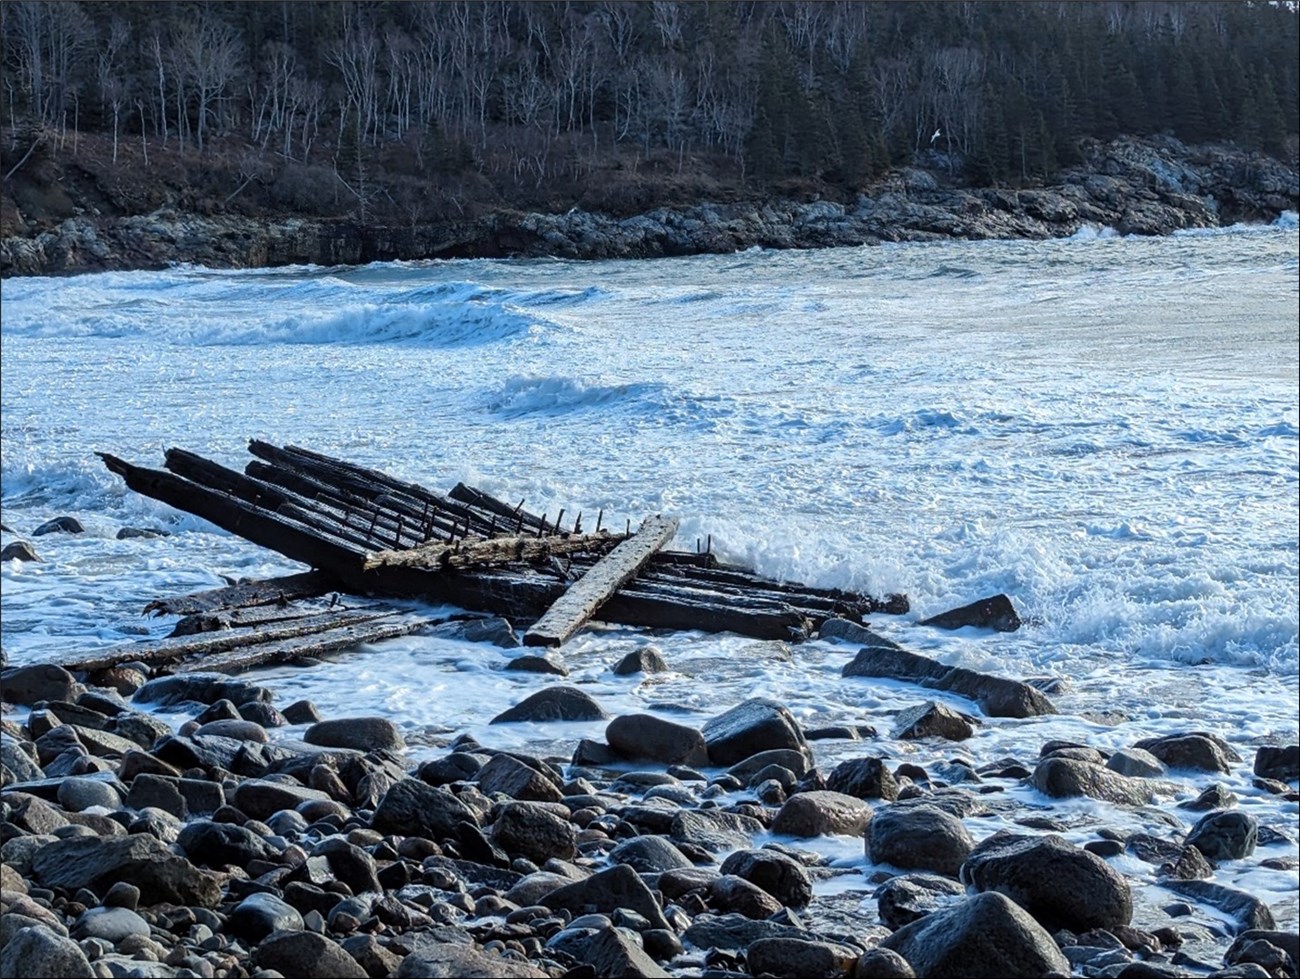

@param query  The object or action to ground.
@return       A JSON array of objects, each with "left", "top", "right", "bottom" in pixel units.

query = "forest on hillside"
[{"left": 2, "top": 1, "right": 1298, "bottom": 225}]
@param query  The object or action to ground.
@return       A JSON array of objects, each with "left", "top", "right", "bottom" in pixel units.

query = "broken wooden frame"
[{"left": 83, "top": 441, "right": 908, "bottom": 674}]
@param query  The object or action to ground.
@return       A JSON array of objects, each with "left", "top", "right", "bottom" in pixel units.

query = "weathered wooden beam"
[
  {"left": 364, "top": 531, "right": 622, "bottom": 572},
  {"left": 144, "top": 572, "right": 338, "bottom": 617},
  {"left": 524, "top": 516, "right": 679, "bottom": 648}
]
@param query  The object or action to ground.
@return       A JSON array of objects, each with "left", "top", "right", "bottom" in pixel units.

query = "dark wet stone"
[
  {"left": 613, "top": 646, "right": 669, "bottom": 675},
  {"left": 1253, "top": 745, "right": 1299, "bottom": 782},
  {"left": 133, "top": 672, "right": 271, "bottom": 707},
  {"left": 490, "top": 685, "right": 608, "bottom": 723},
  {"left": 702, "top": 698, "right": 807, "bottom": 766},
  {"left": 854, "top": 947, "right": 917, "bottom": 978},
  {"left": 1185, "top": 810, "right": 1258, "bottom": 862},
  {"left": 820, "top": 619, "right": 898, "bottom": 645},
  {"left": 504, "top": 654, "right": 568, "bottom": 676},
  {"left": 1162, "top": 880, "right": 1276, "bottom": 933},
  {"left": 238, "top": 700, "right": 287, "bottom": 727},
  {"left": 232, "top": 778, "right": 331, "bottom": 820},
  {"left": 304, "top": 717, "right": 405, "bottom": 753},
  {"left": 2, "top": 663, "right": 83, "bottom": 706},
  {"left": 919, "top": 594, "right": 1021, "bottom": 632},
  {"left": 1, "top": 540, "right": 41, "bottom": 562},
  {"left": 541, "top": 863, "right": 671, "bottom": 932},
  {"left": 491, "top": 800, "right": 577, "bottom": 864},
  {"left": 253, "top": 930, "right": 369, "bottom": 979},
  {"left": 373, "top": 778, "right": 479, "bottom": 841},
  {"left": 610, "top": 835, "right": 695, "bottom": 874},
  {"left": 875, "top": 873, "right": 968, "bottom": 930},
  {"left": 771, "top": 790, "right": 873, "bottom": 838},
  {"left": 1032, "top": 757, "right": 1163, "bottom": 805},
  {"left": 1107, "top": 748, "right": 1167, "bottom": 778},
  {"left": 70, "top": 905, "right": 151, "bottom": 942},
  {"left": 866, "top": 804, "right": 973, "bottom": 877},
  {"left": 393, "top": 942, "right": 547, "bottom": 977},
  {"left": 33, "top": 516, "right": 84, "bottom": 536},
  {"left": 282, "top": 699, "right": 322, "bottom": 724},
  {"left": 805, "top": 723, "right": 876, "bottom": 741},
  {"left": 881, "top": 891, "right": 1070, "bottom": 978},
  {"left": 960, "top": 831, "right": 1133, "bottom": 932},
  {"left": 728, "top": 748, "right": 811, "bottom": 782},
  {"left": 227, "top": 892, "right": 304, "bottom": 942},
  {"left": 477, "top": 752, "right": 564, "bottom": 803},
  {"left": 670, "top": 808, "right": 764, "bottom": 852},
  {"left": 1085, "top": 839, "right": 1126, "bottom": 858},
  {"left": 116, "top": 526, "right": 169, "bottom": 539},
  {"left": 710, "top": 874, "right": 783, "bottom": 917},
  {"left": 607, "top": 713, "right": 709, "bottom": 766},
  {"left": 195, "top": 718, "right": 269, "bottom": 742},
  {"left": 1225, "top": 930, "right": 1300, "bottom": 973},
  {"left": 827, "top": 757, "right": 899, "bottom": 801},
  {"left": 0, "top": 925, "right": 95, "bottom": 978},
  {"left": 1180, "top": 783, "right": 1238, "bottom": 812},
  {"left": 316, "top": 836, "right": 381, "bottom": 893},
  {"left": 1135, "top": 733, "right": 1236, "bottom": 774},
  {"left": 719, "top": 848, "right": 812, "bottom": 908},
  {"left": 894, "top": 701, "right": 976, "bottom": 741},
  {"left": 747, "top": 936, "right": 859, "bottom": 979},
  {"left": 571, "top": 925, "right": 672, "bottom": 978},
  {"left": 57, "top": 775, "right": 122, "bottom": 811},
  {"left": 419, "top": 751, "right": 483, "bottom": 786},
  {"left": 30, "top": 832, "right": 221, "bottom": 907}
]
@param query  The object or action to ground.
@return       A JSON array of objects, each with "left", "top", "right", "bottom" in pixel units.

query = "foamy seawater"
[{"left": 2, "top": 219, "right": 1298, "bottom": 938}]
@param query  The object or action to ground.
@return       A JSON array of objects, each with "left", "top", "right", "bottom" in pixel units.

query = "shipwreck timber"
[{"left": 67, "top": 441, "right": 909, "bottom": 678}]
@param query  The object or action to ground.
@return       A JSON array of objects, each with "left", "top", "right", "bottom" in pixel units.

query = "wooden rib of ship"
[{"left": 58, "top": 441, "right": 908, "bottom": 680}]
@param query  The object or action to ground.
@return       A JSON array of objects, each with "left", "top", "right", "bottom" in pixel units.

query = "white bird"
[{"left": 930, "top": 128, "right": 942, "bottom": 145}]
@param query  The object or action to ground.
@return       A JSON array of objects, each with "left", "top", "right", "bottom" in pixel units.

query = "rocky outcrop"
[{"left": 4, "top": 136, "right": 1294, "bottom": 277}]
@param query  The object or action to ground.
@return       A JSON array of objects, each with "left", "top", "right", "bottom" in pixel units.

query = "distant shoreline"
[{"left": 2, "top": 135, "right": 1296, "bottom": 278}]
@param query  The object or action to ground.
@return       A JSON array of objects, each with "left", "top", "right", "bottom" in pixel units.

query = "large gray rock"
[
  {"left": 2, "top": 736, "right": 43, "bottom": 781},
  {"left": 827, "top": 757, "right": 900, "bottom": 800},
  {"left": 866, "top": 804, "right": 973, "bottom": 877},
  {"left": 681, "top": 912, "right": 811, "bottom": 952},
  {"left": 476, "top": 752, "right": 564, "bottom": 803},
  {"left": 1107, "top": 747, "right": 1167, "bottom": 778},
  {"left": 2, "top": 663, "right": 83, "bottom": 705},
  {"left": 133, "top": 673, "right": 271, "bottom": 707},
  {"left": 32, "top": 516, "right": 84, "bottom": 536},
  {"left": 747, "top": 937, "right": 859, "bottom": 979},
  {"left": 393, "top": 942, "right": 548, "bottom": 977},
  {"left": 253, "top": 931, "right": 369, "bottom": 979},
  {"left": 316, "top": 837, "right": 382, "bottom": 894},
  {"left": 919, "top": 594, "right": 1021, "bottom": 632},
  {"left": 960, "top": 831, "right": 1132, "bottom": 932},
  {"left": 875, "top": 873, "right": 969, "bottom": 930},
  {"left": 177, "top": 819, "right": 278, "bottom": 868},
  {"left": 541, "top": 864, "right": 671, "bottom": 932},
  {"left": 609, "top": 835, "right": 695, "bottom": 874},
  {"left": 613, "top": 646, "right": 669, "bottom": 675},
  {"left": 701, "top": 698, "right": 807, "bottom": 765},
  {"left": 1032, "top": 756, "right": 1164, "bottom": 805},
  {"left": 232, "top": 778, "right": 331, "bottom": 820},
  {"left": 606, "top": 713, "right": 709, "bottom": 766},
  {"left": 1253, "top": 745, "right": 1299, "bottom": 782},
  {"left": 881, "top": 891, "right": 1070, "bottom": 978},
  {"left": 0, "top": 925, "right": 95, "bottom": 978},
  {"left": 30, "top": 833, "right": 220, "bottom": 907},
  {"left": 772, "top": 790, "right": 873, "bottom": 838},
  {"left": 491, "top": 801, "right": 577, "bottom": 864},
  {"left": 490, "top": 685, "right": 608, "bottom": 723},
  {"left": 373, "top": 778, "right": 480, "bottom": 840},
  {"left": 1186, "top": 810, "right": 1258, "bottom": 862},
  {"left": 1162, "top": 880, "right": 1276, "bottom": 933},
  {"left": 304, "top": 717, "right": 405, "bottom": 753},
  {"left": 718, "top": 848, "right": 812, "bottom": 908},
  {"left": 1135, "top": 733, "right": 1237, "bottom": 773},
  {"left": 1, "top": 540, "right": 41, "bottom": 562},
  {"left": 894, "top": 701, "right": 976, "bottom": 741},
  {"left": 228, "top": 892, "right": 304, "bottom": 942},
  {"left": 564, "top": 926, "right": 672, "bottom": 979},
  {"left": 670, "top": 807, "right": 764, "bottom": 852},
  {"left": 69, "top": 906, "right": 151, "bottom": 943},
  {"left": 56, "top": 775, "right": 121, "bottom": 811}
]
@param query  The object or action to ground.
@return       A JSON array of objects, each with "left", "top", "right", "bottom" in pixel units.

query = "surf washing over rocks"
[{"left": 1, "top": 221, "right": 1297, "bottom": 978}]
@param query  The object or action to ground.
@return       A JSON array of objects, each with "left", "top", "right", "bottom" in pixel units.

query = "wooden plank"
[
  {"left": 144, "top": 571, "right": 338, "bottom": 617},
  {"left": 524, "top": 515, "right": 679, "bottom": 648},
  {"left": 363, "top": 531, "right": 622, "bottom": 572}
]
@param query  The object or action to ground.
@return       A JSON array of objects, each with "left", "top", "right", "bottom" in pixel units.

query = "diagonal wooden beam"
[{"left": 523, "top": 515, "right": 678, "bottom": 648}]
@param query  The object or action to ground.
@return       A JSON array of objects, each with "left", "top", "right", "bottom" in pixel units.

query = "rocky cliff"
[{"left": 2, "top": 136, "right": 1295, "bottom": 277}]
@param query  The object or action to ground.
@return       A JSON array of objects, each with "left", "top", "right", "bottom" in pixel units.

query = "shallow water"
[{"left": 3, "top": 218, "right": 1297, "bottom": 938}]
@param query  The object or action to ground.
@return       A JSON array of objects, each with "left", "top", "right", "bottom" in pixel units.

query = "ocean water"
[{"left": 2, "top": 219, "right": 1297, "bottom": 941}]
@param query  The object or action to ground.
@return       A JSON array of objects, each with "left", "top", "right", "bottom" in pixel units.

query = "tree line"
[{"left": 2, "top": 1, "right": 1297, "bottom": 219}]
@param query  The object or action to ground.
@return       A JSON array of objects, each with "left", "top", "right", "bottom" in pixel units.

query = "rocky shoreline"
[
  {"left": 2, "top": 136, "right": 1296, "bottom": 277},
  {"left": 3, "top": 620, "right": 1297, "bottom": 979}
]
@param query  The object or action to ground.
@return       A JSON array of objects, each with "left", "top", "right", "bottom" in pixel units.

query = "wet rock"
[
  {"left": 316, "top": 836, "right": 381, "bottom": 893},
  {"left": 373, "top": 778, "right": 479, "bottom": 841},
  {"left": 477, "top": 752, "right": 564, "bottom": 803},
  {"left": 2, "top": 737, "right": 44, "bottom": 781},
  {"left": 253, "top": 930, "right": 369, "bottom": 979},
  {"left": 881, "top": 891, "right": 1070, "bottom": 978},
  {"left": 115, "top": 526, "right": 168, "bottom": 539},
  {"left": 670, "top": 807, "right": 764, "bottom": 852},
  {"left": 1107, "top": 747, "right": 1167, "bottom": 778},
  {"left": 1032, "top": 757, "right": 1163, "bottom": 805},
  {"left": 30, "top": 833, "right": 220, "bottom": 907},
  {"left": 133, "top": 672, "right": 271, "bottom": 707},
  {"left": 70, "top": 906, "right": 151, "bottom": 942},
  {"left": 504, "top": 654, "right": 568, "bottom": 676},
  {"left": 855, "top": 947, "right": 917, "bottom": 978},
  {"left": 2, "top": 663, "right": 83, "bottom": 705},
  {"left": 748, "top": 936, "right": 860, "bottom": 979},
  {"left": 1, "top": 540, "right": 41, "bottom": 562},
  {"left": 56, "top": 775, "right": 122, "bottom": 812},
  {"left": 457, "top": 616, "right": 521, "bottom": 648},
  {"left": 1185, "top": 810, "right": 1258, "bottom": 862},
  {"left": 960, "top": 831, "right": 1132, "bottom": 932},
  {"left": 490, "top": 685, "right": 608, "bottom": 723},
  {"left": 1253, "top": 745, "right": 1299, "bottom": 782},
  {"left": 820, "top": 618, "right": 893, "bottom": 645},
  {"left": 577, "top": 925, "right": 671, "bottom": 978},
  {"left": 392, "top": 942, "right": 548, "bottom": 977},
  {"left": 194, "top": 718, "right": 269, "bottom": 742},
  {"left": 613, "top": 646, "right": 669, "bottom": 675},
  {"left": 875, "top": 873, "right": 968, "bottom": 930},
  {"left": 225, "top": 892, "right": 304, "bottom": 942},
  {"left": 719, "top": 848, "right": 812, "bottom": 908},
  {"left": 0, "top": 924, "right": 95, "bottom": 978},
  {"left": 1163, "top": 880, "right": 1276, "bottom": 933},
  {"left": 866, "top": 804, "right": 973, "bottom": 877},
  {"left": 606, "top": 713, "right": 709, "bottom": 766},
  {"left": 1180, "top": 783, "right": 1238, "bottom": 812},
  {"left": 919, "top": 594, "right": 1021, "bottom": 632},
  {"left": 1159, "top": 845, "right": 1215, "bottom": 881},
  {"left": 491, "top": 801, "right": 578, "bottom": 864},
  {"left": 702, "top": 698, "right": 807, "bottom": 766},
  {"left": 282, "top": 699, "right": 322, "bottom": 724},
  {"left": 682, "top": 912, "right": 810, "bottom": 951},
  {"left": 827, "top": 757, "right": 899, "bottom": 801},
  {"left": 1225, "top": 931, "right": 1300, "bottom": 974},
  {"left": 542, "top": 864, "right": 671, "bottom": 931},
  {"left": 771, "top": 790, "right": 874, "bottom": 838},
  {"left": 32, "top": 516, "right": 84, "bottom": 536},
  {"left": 894, "top": 702, "right": 976, "bottom": 741},
  {"left": 238, "top": 700, "right": 287, "bottom": 727},
  {"left": 304, "top": 717, "right": 405, "bottom": 753},
  {"left": 232, "top": 778, "right": 331, "bottom": 820},
  {"left": 842, "top": 642, "right": 1056, "bottom": 718},
  {"left": 710, "top": 874, "right": 784, "bottom": 917},
  {"left": 609, "top": 835, "right": 695, "bottom": 874},
  {"left": 728, "top": 748, "right": 812, "bottom": 782},
  {"left": 1135, "top": 733, "right": 1237, "bottom": 773}
]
